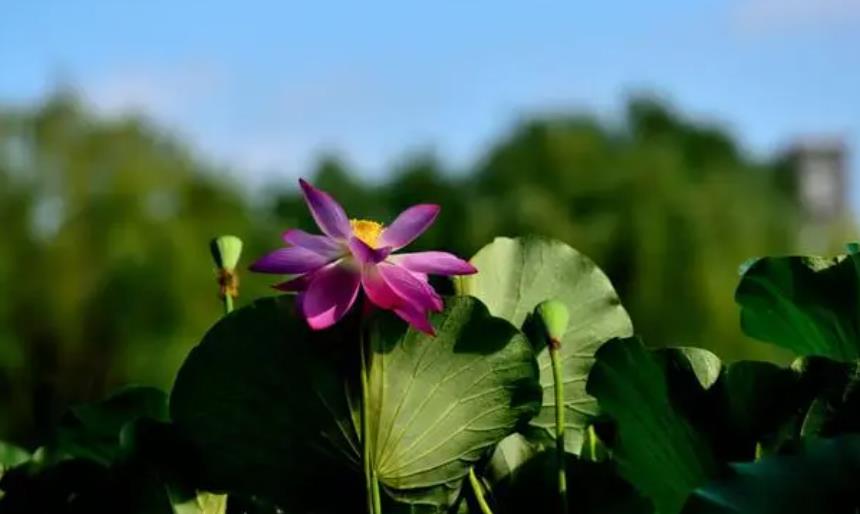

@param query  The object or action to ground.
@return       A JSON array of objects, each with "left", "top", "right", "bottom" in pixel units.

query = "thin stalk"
[
  {"left": 468, "top": 467, "right": 494, "bottom": 514},
  {"left": 549, "top": 340, "right": 568, "bottom": 514},
  {"left": 216, "top": 267, "right": 237, "bottom": 315},
  {"left": 223, "top": 292, "right": 234, "bottom": 314},
  {"left": 588, "top": 425, "right": 598, "bottom": 461},
  {"left": 360, "top": 327, "right": 382, "bottom": 514}
]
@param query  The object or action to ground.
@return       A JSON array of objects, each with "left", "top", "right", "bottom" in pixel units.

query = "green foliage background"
[{"left": 0, "top": 92, "right": 852, "bottom": 448}]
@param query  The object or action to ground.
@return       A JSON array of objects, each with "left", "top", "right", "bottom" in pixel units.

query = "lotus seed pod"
[
  {"left": 536, "top": 299, "right": 570, "bottom": 344},
  {"left": 210, "top": 235, "right": 243, "bottom": 271},
  {"left": 846, "top": 242, "right": 860, "bottom": 255}
]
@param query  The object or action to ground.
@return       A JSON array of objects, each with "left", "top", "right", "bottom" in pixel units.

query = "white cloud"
[{"left": 733, "top": 0, "right": 860, "bottom": 33}]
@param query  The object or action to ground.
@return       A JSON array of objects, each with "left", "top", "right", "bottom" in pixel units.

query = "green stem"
[
  {"left": 360, "top": 327, "right": 382, "bottom": 514},
  {"left": 468, "top": 467, "right": 494, "bottom": 514},
  {"left": 549, "top": 342, "right": 568, "bottom": 514},
  {"left": 223, "top": 293, "right": 233, "bottom": 314},
  {"left": 588, "top": 425, "right": 598, "bottom": 462}
]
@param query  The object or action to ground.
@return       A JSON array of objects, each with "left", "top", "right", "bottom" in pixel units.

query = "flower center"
[{"left": 350, "top": 219, "right": 384, "bottom": 248}]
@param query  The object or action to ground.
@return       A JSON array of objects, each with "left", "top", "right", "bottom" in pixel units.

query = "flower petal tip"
[
  {"left": 297, "top": 178, "right": 351, "bottom": 239},
  {"left": 306, "top": 318, "right": 334, "bottom": 331},
  {"left": 379, "top": 204, "right": 441, "bottom": 249},
  {"left": 248, "top": 247, "right": 331, "bottom": 275}
]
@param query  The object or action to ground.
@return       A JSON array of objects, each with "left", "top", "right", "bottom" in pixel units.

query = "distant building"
[{"left": 784, "top": 137, "right": 849, "bottom": 222}]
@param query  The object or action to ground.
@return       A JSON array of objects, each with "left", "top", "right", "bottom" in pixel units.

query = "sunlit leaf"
[
  {"left": 170, "top": 295, "right": 540, "bottom": 511},
  {"left": 456, "top": 236, "right": 633, "bottom": 452},
  {"left": 0, "top": 441, "right": 30, "bottom": 478}
]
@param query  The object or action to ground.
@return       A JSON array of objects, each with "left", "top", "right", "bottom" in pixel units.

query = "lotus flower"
[{"left": 250, "top": 179, "right": 477, "bottom": 334}]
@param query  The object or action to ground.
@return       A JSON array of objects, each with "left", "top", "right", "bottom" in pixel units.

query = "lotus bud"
[
  {"left": 536, "top": 299, "right": 569, "bottom": 350},
  {"left": 210, "top": 235, "right": 243, "bottom": 272},
  {"left": 210, "top": 235, "right": 243, "bottom": 300},
  {"left": 846, "top": 242, "right": 860, "bottom": 255}
]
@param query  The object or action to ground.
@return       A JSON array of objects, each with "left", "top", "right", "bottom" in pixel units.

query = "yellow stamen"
[{"left": 350, "top": 219, "right": 384, "bottom": 248}]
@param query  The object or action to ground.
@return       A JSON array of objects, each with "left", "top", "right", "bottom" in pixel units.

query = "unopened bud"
[
  {"left": 210, "top": 235, "right": 243, "bottom": 271},
  {"left": 536, "top": 299, "right": 569, "bottom": 349}
]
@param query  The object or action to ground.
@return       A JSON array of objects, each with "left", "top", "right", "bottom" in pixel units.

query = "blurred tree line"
[{"left": 0, "top": 93, "right": 852, "bottom": 447}]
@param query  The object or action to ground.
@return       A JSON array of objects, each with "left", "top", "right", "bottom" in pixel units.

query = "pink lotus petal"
[
  {"left": 378, "top": 204, "right": 440, "bottom": 249},
  {"left": 347, "top": 236, "right": 392, "bottom": 264},
  {"left": 361, "top": 265, "right": 402, "bottom": 309},
  {"left": 389, "top": 251, "right": 477, "bottom": 276},
  {"left": 249, "top": 246, "right": 332, "bottom": 274},
  {"left": 301, "top": 262, "right": 361, "bottom": 330},
  {"left": 273, "top": 274, "right": 312, "bottom": 292},
  {"left": 299, "top": 179, "right": 351, "bottom": 239},
  {"left": 412, "top": 275, "right": 443, "bottom": 311},
  {"left": 408, "top": 270, "right": 429, "bottom": 283},
  {"left": 378, "top": 262, "right": 443, "bottom": 313},
  {"left": 364, "top": 266, "right": 436, "bottom": 333},
  {"left": 400, "top": 268, "right": 442, "bottom": 310},
  {"left": 394, "top": 304, "right": 435, "bottom": 335},
  {"left": 282, "top": 229, "right": 344, "bottom": 257}
]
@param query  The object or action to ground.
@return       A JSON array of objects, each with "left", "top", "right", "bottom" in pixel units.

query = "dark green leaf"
[
  {"left": 684, "top": 435, "right": 860, "bottom": 514},
  {"left": 482, "top": 434, "right": 652, "bottom": 514},
  {"left": 651, "top": 353, "right": 804, "bottom": 462},
  {"left": 717, "top": 361, "right": 804, "bottom": 450},
  {"left": 171, "top": 296, "right": 362, "bottom": 512},
  {"left": 793, "top": 357, "right": 860, "bottom": 437},
  {"left": 587, "top": 338, "right": 718, "bottom": 514},
  {"left": 50, "top": 386, "right": 169, "bottom": 465},
  {"left": 736, "top": 254, "right": 860, "bottom": 361}
]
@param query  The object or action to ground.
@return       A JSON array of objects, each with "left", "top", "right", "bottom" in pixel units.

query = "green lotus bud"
[
  {"left": 210, "top": 235, "right": 243, "bottom": 271},
  {"left": 536, "top": 299, "right": 569, "bottom": 349},
  {"left": 846, "top": 242, "right": 860, "bottom": 255}
]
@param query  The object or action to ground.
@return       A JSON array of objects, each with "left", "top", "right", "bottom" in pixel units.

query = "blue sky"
[{"left": 2, "top": 0, "right": 860, "bottom": 200}]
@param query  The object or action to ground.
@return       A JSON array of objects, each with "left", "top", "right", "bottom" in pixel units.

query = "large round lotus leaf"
[
  {"left": 456, "top": 236, "right": 633, "bottom": 453},
  {"left": 170, "top": 295, "right": 540, "bottom": 511}
]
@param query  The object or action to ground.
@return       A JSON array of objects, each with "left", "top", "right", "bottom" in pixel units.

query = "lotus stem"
[
  {"left": 360, "top": 325, "right": 383, "bottom": 514},
  {"left": 468, "top": 467, "right": 494, "bottom": 514},
  {"left": 550, "top": 341, "right": 568, "bottom": 514},
  {"left": 536, "top": 300, "right": 570, "bottom": 514},
  {"left": 588, "top": 424, "right": 598, "bottom": 461}
]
